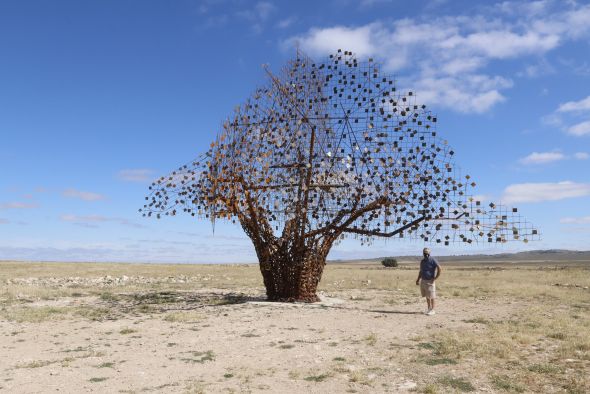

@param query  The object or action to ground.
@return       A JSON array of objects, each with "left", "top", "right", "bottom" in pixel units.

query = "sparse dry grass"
[
  {"left": 163, "top": 311, "right": 206, "bottom": 323},
  {"left": 1, "top": 260, "right": 588, "bottom": 393},
  {"left": 407, "top": 269, "right": 590, "bottom": 393},
  {"left": 1, "top": 306, "right": 69, "bottom": 323}
]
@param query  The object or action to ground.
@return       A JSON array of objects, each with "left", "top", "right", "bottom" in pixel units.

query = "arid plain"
[{"left": 1, "top": 259, "right": 589, "bottom": 393}]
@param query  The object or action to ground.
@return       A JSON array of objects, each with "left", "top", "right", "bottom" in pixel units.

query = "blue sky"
[{"left": 1, "top": 0, "right": 589, "bottom": 263}]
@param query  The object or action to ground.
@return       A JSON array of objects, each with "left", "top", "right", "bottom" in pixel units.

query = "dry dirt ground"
[{"left": 0, "top": 261, "right": 589, "bottom": 393}]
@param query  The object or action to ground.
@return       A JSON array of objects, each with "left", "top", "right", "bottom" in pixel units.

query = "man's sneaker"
[
  {"left": 426, "top": 310, "right": 436, "bottom": 316},
  {"left": 424, "top": 309, "right": 431, "bottom": 315}
]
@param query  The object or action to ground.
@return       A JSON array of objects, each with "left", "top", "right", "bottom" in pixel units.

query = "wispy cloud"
[
  {"left": 567, "top": 121, "right": 590, "bottom": 136},
  {"left": 0, "top": 201, "right": 38, "bottom": 209},
  {"left": 62, "top": 189, "right": 106, "bottom": 201},
  {"left": 519, "top": 151, "right": 588, "bottom": 165},
  {"left": 546, "top": 95, "right": 590, "bottom": 136},
  {"left": 0, "top": 242, "right": 255, "bottom": 263},
  {"left": 276, "top": 16, "right": 296, "bottom": 29},
  {"left": 520, "top": 152, "right": 566, "bottom": 164},
  {"left": 198, "top": 0, "right": 276, "bottom": 32},
  {"left": 235, "top": 1, "right": 277, "bottom": 33},
  {"left": 359, "top": 0, "right": 393, "bottom": 7},
  {"left": 518, "top": 58, "right": 555, "bottom": 78},
  {"left": 254, "top": 1, "right": 275, "bottom": 20},
  {"left": 284, "top": 2, "right": 590, "bottom": 113},
  {"left": 560, "top": 216, "right": 590, "bottom": 224},
  {"left": 471, "top": 194, "right": 491, "bottom": 203},
  {"left": 60, "top": 214, "right": 146, "bottom": 229},
  {"left": 0, "top": 218, "right": 9, "bottom": 224},
  {"left": 502, "top": 181, "right": 590, "bottom": 204},
  {"left": 117, "top": 169, "right": 155, "bottom": 183},
  {"left": 558, "top": 96, "right": 590, "bottom": 112}
]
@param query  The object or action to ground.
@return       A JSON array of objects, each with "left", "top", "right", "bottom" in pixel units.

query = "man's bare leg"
[{"left": 431, "top": 299, "right": 435, "bottom": 311}]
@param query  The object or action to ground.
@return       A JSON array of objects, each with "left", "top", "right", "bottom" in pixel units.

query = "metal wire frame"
[{"left": 141, "top": 49, "right": 540, "bottom": 247}]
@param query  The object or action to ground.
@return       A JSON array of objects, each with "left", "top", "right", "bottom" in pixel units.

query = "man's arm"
[
  {"left": 434, "top": 264, "right": 442, "bottom": 280},
  {"left": 415, "top": 271, "right": 421, "bottom": 285}
]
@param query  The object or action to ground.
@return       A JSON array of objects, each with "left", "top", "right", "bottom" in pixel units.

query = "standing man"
[{"left": 416, "top": 248, "right": 441, "bottom": 315}]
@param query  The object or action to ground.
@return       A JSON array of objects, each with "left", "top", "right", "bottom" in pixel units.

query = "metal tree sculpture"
[{"left": 141, "top": 50, "right": 539, "bottom": 302}]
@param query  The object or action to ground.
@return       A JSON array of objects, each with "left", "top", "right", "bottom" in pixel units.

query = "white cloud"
[
  {"left": 502, "top": 181, "right": 590, "bottom": 203},
  {"left": 62, "top": 189, "right": 106, "bottom": 201},
  {"left": 0, "top": 201, "right": 38, "bottom": 209},
  {"left": 519, "top": 151, "right": 565, "bottom": 165},
  {"left": 411, "top": 75, "right": 512, "bottom": 113},
  {"left": 560, "top": 216, "right": 590, "bottom": 224},
  {"left": 0, "top": 218, "right": 9, "bottom": 224},
  {"left": 557, "top": 95, "right": 590, "bottom": 112},
  {"left": 567, "top": 121, "right": 590, "bottom": 136},
  {"left": 440, "top": 57, "right": 484, "bottom": 75},
  {"left": 117, "top": 169, "right": 155, "bottom": 183},
  {"left": 574, "top": 152, "right": 589, "bottom": 160},
  {"left": 286, "top": 25, "right": 376, "bottom": 58},
  {"left": 284, "top": 2, "right": 590, "bottom": 113},
  {"left": 453, "top": 30, "right": 559, "bottom": 59}
]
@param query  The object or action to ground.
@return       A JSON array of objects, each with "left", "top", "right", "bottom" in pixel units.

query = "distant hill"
[{"left": 330, "top": 250, "right": 590, "bottom": 264}]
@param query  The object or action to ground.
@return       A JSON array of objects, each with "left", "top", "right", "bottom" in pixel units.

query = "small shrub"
[
  {"left": 548, "top": 332, "right": 566, "bottom": 340},
  {"left": 463, "top": 317, "right": 490, "bottom": 324},
  {"left": 305, "top": 373, "right": 329, "bottom": 382},
  {"left": 438, "top": 375, "right": 475, "bottom": 392},
  {"left": 99, "top": 292, "right": 119, "bottom": 301},
  {"left": 163, "top": 311, "right": 204, "bottom": 323},
  {"left": 528, "top": 363, "right": 562, "bottom": 374},
  {"left": 422, "top": 384, "right": 438, "bottom": 394},
  {"left": 364, "top": 333, "right": 377, "bottom": 346},
  {"left": 424, "top": 357, "right": 457, "bottom": 366},
  {"left": 75, "top": 307, "right": 110, "bottom": 321},
  {"left": 181, "top": 350, "right": 215, "bottom": 364},
  {"left": 490, "top": 375, "right": 525, "bottom": 393},
  {"left": 16, "top": 360, "right": 54, "bottom": 369},
  {"left": 381, "top": 258, "right": 398, "bottom": 268}
]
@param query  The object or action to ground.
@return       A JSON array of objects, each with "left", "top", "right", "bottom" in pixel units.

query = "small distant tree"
[
  {"left": 381, "top": 258, "right": 398, "bottom": 268},
  {"left": 141, "top": 50, "right": 539, "bottom": 302}
]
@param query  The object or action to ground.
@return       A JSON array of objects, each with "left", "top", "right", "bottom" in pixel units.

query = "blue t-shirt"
[{"left": 420, "top": 256, "right": 439, "bottom": 280}]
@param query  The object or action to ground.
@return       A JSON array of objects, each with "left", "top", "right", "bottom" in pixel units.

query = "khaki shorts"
[{"left": 420, "top": 279, "right": 436, "bottom": 299}]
